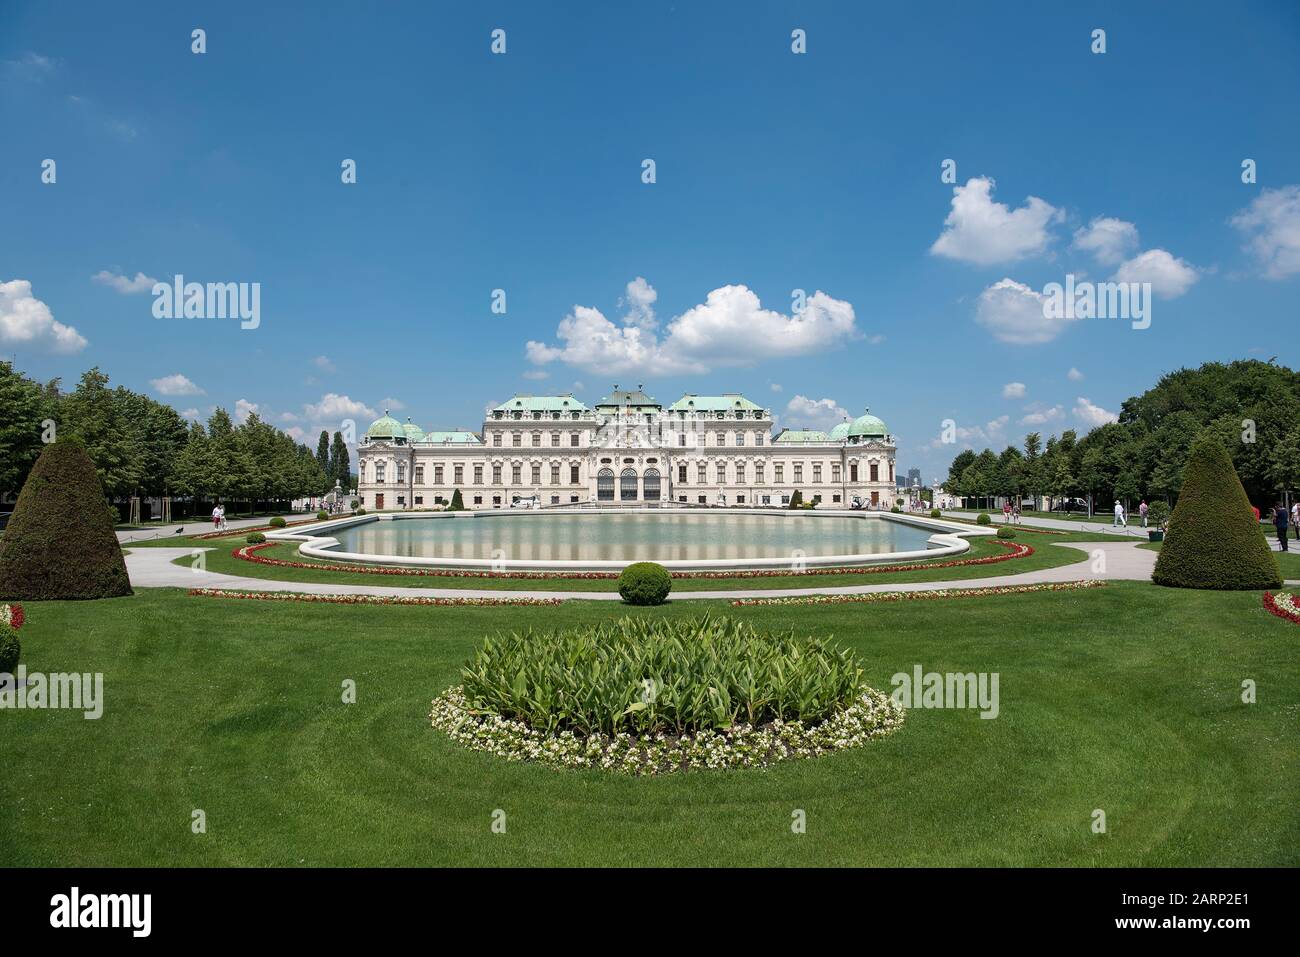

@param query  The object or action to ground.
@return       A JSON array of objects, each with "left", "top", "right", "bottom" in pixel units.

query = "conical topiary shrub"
[
  {"left": 0, "top": 441, "right": 132, "bottom": 600},
  {"left": 1152, "top": 434, "right": 1281, "bottom": 590}
]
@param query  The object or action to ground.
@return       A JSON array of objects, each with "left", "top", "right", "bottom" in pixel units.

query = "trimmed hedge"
[
  {"left": 246, "top": 532, "right": 267, "bottom": 545},
  {"left": 618, "top": 562, "right": 672, "bottom": 605},
  {"left": 0, "top": 623, "right": 19, "bottom": 675},
  {"left": 447, "top": 489, "right": 465, "bottom": 512},
  {"left": 268, "top": 516, "right": 287, "bottom": 528},
  {"left": 316, "top": 511, "right": 329, "bottom": 520},
  {"left": 0, "top": 441, "right": 132, "bottom": 600},
  {"left": 997, "top": 526, "right": 1016, "bottom": 539},
  {"left": 1152, "top": 434, "right": 1281, "bottom": 590},
  {"left": 930, "top": 508, "right": 941, "bottom": 519},
  {"left": 976, "top": 512, "right": 991, "bottom": 525}
]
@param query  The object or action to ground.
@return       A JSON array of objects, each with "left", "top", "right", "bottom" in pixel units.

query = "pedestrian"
[
  {"left": 1002, "top": 501, "right": 1011, "bottom": 524},
  {"left": 1273, "top": 502, "right": 1290, "bottom": 552},
  {"left": 1139, "top": 500, "right": 1149, "bottom": 528},
  {"left": 211, "top": 502, "right": 221, "bottom": 531},
  {"left": 1291, "top": 500, "right": 1300, "bottom": 542},
  {"left": 1012, "top": 503, "right": 1021, "bottom": 524},
  {"left": 1113, "top": 499, "right": 1126, "bottom": 528}
]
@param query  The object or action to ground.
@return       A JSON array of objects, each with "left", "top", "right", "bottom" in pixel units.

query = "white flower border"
[{"left": 430, "top": 685, "right": 904, "bottom": 775}]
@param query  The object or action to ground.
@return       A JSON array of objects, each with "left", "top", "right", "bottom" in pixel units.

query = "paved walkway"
[
  {"left": 939, "top": 509, "right": 1152, "bottom": 538},
  {"left": 116, "top": 512, "right": 311, "bottom": 544},
  {"left": 125, "top": 541, "right": 1166, "bottom": 602}
]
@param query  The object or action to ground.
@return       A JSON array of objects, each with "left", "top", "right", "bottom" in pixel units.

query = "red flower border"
[
  {"left": 188, "top": 588, "right": 563, "bottom": 607},
  {"left": 0, "top": 602, "right": 23, "bottom": 630},
  {"left": 730, "top": 579, "right": 1106, "bottom": 607},
  {"left": 230, "top": 539, "right": 1034, "bottom": 581},
  {"left": 1262, "top": 591, "right": 1300, "bottom": 625}
]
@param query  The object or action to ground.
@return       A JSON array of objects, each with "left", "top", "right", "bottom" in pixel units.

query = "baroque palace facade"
[{"left": 356, "top": 386, "right": 897, "bottom": 511}]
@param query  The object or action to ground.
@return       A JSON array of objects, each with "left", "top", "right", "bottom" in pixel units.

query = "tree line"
[
  {"left": 0, "top": 362, "right": 353, "bottom": 513},
  {"left": 944, "top": 360, "right": 1300, "bottom": 510}
]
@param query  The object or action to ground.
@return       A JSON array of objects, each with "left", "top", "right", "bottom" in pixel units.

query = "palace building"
[{"left": 356, "top": 386, "right": 897, "bottom": 511}]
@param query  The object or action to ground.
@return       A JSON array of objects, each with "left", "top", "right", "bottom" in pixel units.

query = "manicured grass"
[
  {"left": 2, "top": 584, "right": 1296, "bottom": 866},
  {"left": 1140, "top": 539, "right": 1300, "bottom": 579},
  {"left": 149, "top": 535, "right": 1091, "bottom": 592}
]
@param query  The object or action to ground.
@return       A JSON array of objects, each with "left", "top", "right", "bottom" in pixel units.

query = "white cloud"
[
  {"left": 619, "top": 276, "right": 658, "bottom": 332},
  {"left": 785, "top": 395, "right": 851, "bottom": 433},
  {"left": 150, "top": 373, "right": 204, "bottom": 396},
  {"left": 521, "top": 370, "right": 549, "bottom": 380},
  {"left": 527, "top": 281, "right": 858, "bottom": 376},
  {"left": 867, "top": 333, "right": 886, "bottom": 345},
  {"left": 1112, "top": 249, "right": 1198, "bottom": 298},
  {"left": 929, "top": 415, "right": 1009, "bottom": 450},
  {"left": 1067, "top": 367, "right": 1085, "bottom": 381},
  {"left": 1002, "top": 382, "right": 1026, "bottom": 399},
  {"left": 234, "top": 399, "right": 259, "bottom": 424},
  {"left": 284, "top": 426, "right": 307, "bottom": 442},
  {"left": 1071, "top": 217, "right": 1140, "bottom": 266},
  {"left": 1230, "top": 185, "right": 1300, "bottom": 279},
  {"left": 312, "top": 355, "right": 337, "bottom": 373},
  {"left": 3, "top": 52, "right": 56, "bottom": 82},
  {"left": 1074, "top": 396, "right": 1118, "bottom": 427},
  {"left": 930, "top": 177, "right": 1062, "bottom": 266},
  {"left": 377, "top": 397, "right": 405, "bottom": 412},
  {"left": 278, "top": 411, "right": 300, "bottom": 423},
  {"left": 92, "top": 270, "right": 157, "bottom": 294},
  {"left": 180, "top": 408, "right": 200, "bottom": 420},
  {"left": 0, "top": 279, "right": 87, "bottom": 353},
  {"left": 1020, "top": 405, "right": 1063, "bottom": 426},
  {"left": 975, "top": 277, "right": 1075, "bottom": 344},
  {"left": 770, "top": 383, "right": 783, "bottom": 392},
  {"left": 304, "top": 393, "right": 376, "bottom": 423}
]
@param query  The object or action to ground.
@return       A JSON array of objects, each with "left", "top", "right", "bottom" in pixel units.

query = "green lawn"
[
  {"left": 2, "top": 584, "right": 1296, "bottom": 866},
  {"left": 145, "top": 535, "right": 1092, "bottom": 592}
]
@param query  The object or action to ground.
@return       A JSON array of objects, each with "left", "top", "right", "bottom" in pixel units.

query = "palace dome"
[
  {"left": 366, "top": 411, "right": 405, "bottom": 441},
  {"left": 402, "top": 417, "right": 425, "bottom": 442},
  {"left": 828, "top": 420, "right": 851, "bottom": 441},
  {"left": 847, "top": 408, "right": 888, "bottom": 438}
]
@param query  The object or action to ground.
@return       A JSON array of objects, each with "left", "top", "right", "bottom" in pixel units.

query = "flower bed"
[
  {"left": 1263, "top": 591, "right": 1300, "bottom": 624},
  {"left": 431, "top": 685, "right": 903, "bottom": 775},
  {"left": 730, "top": 579, "right": 1105, "bottom": 606},
  {"left": 187, "top": 588, "right": 562, "bottom": 607},
  {"left": 232, "top": 539, "right": 1033, "bottom": 580},
  {"left": 0, "top": 603, "right": 24, "bottom": 630}
]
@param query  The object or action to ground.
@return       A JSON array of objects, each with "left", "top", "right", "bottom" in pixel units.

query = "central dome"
[
  {"left": 848, "top": 407, "right": 888, "bottom": 438},
  {"left": 366, "top": 411, "right": 405, "bottom": 441}
]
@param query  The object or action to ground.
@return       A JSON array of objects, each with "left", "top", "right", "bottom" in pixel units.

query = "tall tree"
[
  {"left": 329, "top": 431, "right": 350, "bottom": 489},
  {"left": 316, "top": 430, "right": 330, "bottom": 477}
]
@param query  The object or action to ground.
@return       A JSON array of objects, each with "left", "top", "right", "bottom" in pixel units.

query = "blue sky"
[{"left": 3, "top": 0, "right": 1299, "bottom": 481}]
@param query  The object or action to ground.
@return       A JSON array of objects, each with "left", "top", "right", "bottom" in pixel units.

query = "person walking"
[
  {"left": 1273, "top": 502, "right": 1290, "bottom": 552},
  {"left": 1291, "top": 500, "right": 1300, "bottom": 542},
  {"left": 1139, "top": 500, "right": 1149, "bottom": 527},
  {"left": 1113, "top": 499, "right": 1126, "bottom": 528},
  {"left": 211, "top": 502, "right": 221, "bottom": 531}
]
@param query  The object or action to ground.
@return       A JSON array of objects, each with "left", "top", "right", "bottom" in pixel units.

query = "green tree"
[
  {"left": 0, "top": 361, "right": 49, "bottom": 495},
  {"left": 329, "top": 431, "right": 350, "bottom": 490}
]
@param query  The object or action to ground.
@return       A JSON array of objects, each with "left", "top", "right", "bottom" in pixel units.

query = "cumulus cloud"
[
  {"left": 304, "top": 393, "right": 376, "bottom": 422},
  {"left": 150, "top": 373, "right": 204, "bottom": 396},
  {"left": 234, "top": 398, "right": 259, "bottom": 424},
  {"left": 930, "top": 177, "right": 1062, "bottom": 266},
  {"left": 1112, "top": 249, "right": 1198, "bottom": 298},
  {"left": 1074, "top": 396, "right": 1118, "bottom": 427},
  {"left": 619, "top": 276, "right": 658, "bottom": 333},
  {"left": 1067, "top": 367, "right": 1085, "bottom": 381},
  {"left": 312, "top": 355, "right": 337, "bottom": 373},
  {"left": 92, "top": 270, "right": 157, "bottom": 294},
  {"left": 1020, "top": 404, "right": 1063, "bottom": 426},
  {"left": 785, "top": 395, "right": 851, "bottom": 433},
  {"left": 377, "top": 397, "right": 405, "bottom": 412},
  {"left": 0, "top": 279, "right": 87, "bottom": 353},
  {"left": 1072, "top": 216, "right": 1140, "bottom": 266},
  {"left": 929, "top": 415, "right": 1009, "bottom": 450},
  {"left": 526, "top": 280, "right": 858, "bottom": 376},
  {"left": 1002, "top": 382, "right": 1026, "bottom": 399},
  {"left": 1230, "top": 185, "right": 1300, "bottom": 279},
  {"left": 975, "top": 278, "right": 1075, "bottom": 344}
]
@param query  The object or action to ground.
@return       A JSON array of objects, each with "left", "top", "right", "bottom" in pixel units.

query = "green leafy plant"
[
  {"left": 1146, "top": 500, "right": 1170, "bottom": 528},
  {"left": 976, "top": 512, "right": 991, "bottom": 525},
  {"left": 890, "top": 505, "right": 901, "bottom": 513},
  {"left": 0, "top": 623, "right": 19, "bottom": 675},
  {"left": 997, "top": 526, "right": 1016, "bottom": 539},
  {"left": 268, "top": 516, "right": 287, "bottom": 528},
  {"left": 459, "top": 615, "right": 866, "bottom": 737},
  {"left": 930, "top": 508, "right": 941, "bottom": 519},
  {"left": 355, "top": 508, "right": 367, "bottom": 515},
  {"left": 617, "top": 562, "right": 672, "bottom": 605},
  {"left": 316, "top": 510, "right": 329, "bottom": 520},
  {"left": 246, "top": 532, "right": 267, "bottom": 545}
]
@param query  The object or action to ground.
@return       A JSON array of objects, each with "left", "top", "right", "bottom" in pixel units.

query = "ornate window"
[
  {"left": 620, "top": 468, "right": 638, "bottom": 501},
  {"left": 597, "top": 468, "right": 615, "bottom": 501},
  {"left": 643, "top": 468, "right": 661, "bottom": 500}
]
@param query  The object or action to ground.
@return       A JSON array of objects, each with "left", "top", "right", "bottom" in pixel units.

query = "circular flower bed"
[
  {"left": 430, "top": 615, "right": 903, "bottom": 774},
  {"left": 1263, "top": 591, "right": 1300, "bottom": 624}
]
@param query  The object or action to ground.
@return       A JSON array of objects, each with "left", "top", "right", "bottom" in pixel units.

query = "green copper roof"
[
  {"left": 422, "top": 430, "right": 482, "bottom": 444},
  {"left": 774, "top": 428, "right": 832, "bottom": 443},
  {"left": 492, "top": 394, "right": 589, "bottom": 413},
  {"left": 402, "top": 417, "right": 425, "bottom": 442},
  {"left": 668, "top": 393, "right": 764, "bottom": 412},
  {"left": 828, "top": 420, "right": 851, "bottom": 440},
  {"left": 366, "top": 411, "right": 405, "bottom": 440},
  {"left": 848, "top": 408, "right": 889, "bottom": 437},
  {"left": 596, "top": 385, "right": 659, "bottom": 408}
]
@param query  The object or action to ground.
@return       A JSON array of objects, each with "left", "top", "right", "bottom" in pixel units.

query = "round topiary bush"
[
  {"left": 316, "top": 510, "right": 329, "bottom": 520},
  {"left": 355, "top": 508, "right": 367, "bottom": 515},
  {"left": 268, "top": 516, "right": 287, "bottom": 528},
  {"left": 997, "top": 526, "right": 1016, "bottom": 539},
  {"left": 246, "top": 532, "right": 267, "bottom": 545},
  {"left": 0, "top": 623, "right": 19, "bottom": 676},
  {"left": 431, "top": 615, "right": 904, "bottom": 774},
  {"left": 890, "top": 505, "right": 901, "bottom": 513},
  {"left": 0, "top": 441, "right": 132, "bottom": 601},
  {"left": 976, "top": 512, "right": 991, "bottom": 525},
  {"left": 930, "top": 508, "right": 941, "bottom": 519},
  {"left": 1153, "top": 435, "right": 1281, "bottom": 589},
  {"left": 618, "top": 562, "right": 672, "bottom": 605}
]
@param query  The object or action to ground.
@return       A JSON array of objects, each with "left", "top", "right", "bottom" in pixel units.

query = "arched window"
[
  {"left": 597, "top": 468, "right": 615, "bottom": 501},
  {"left": 643, "top": 468, "right": 661, "bottom": 501},
  {"left": 620, "top": 468, "right": 638, "bottom": 501}
]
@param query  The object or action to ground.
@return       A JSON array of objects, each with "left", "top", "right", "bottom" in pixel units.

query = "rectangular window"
[
  {"left": 794, "top": 464, "right": 803, "bottom": 483},
  {"left": 736, "top": 432, "right": 745, "bottom": 447},
  {"left": 473, "top": 495, "right": 482, "bottom": 505},
  {"left": 697, "top": 463, "right": 707, "bottom": 483},
  {"left": 716, "top": 462, "right": 726, "bottom": 483},
  {"left": 678, "top": 464, "right": 687, "bottom": 483},
  {"left": 532, "top": 432, "right": 541, "bottom": 447},
  {"left": 414, "top": 495, "right": 423, "bottom": 505},
  {"left": 414, "top": 465, "right": 423, "bottom": 484},
  {"left": 851, "top": 464, "right": 859, "bottom": 482},
  {"left": 737, "top": 494, "right": 745, "bottom": 504},
  {"left": 698, "top": 495, "right": 707, "bottom": 504},
  {"left": 493, "top": 433, "right": 502, "bottom": 447},
  {"left": 678, "top": 433, "right": 685, "bottom": 447},
  {"left": 870, "top": 463, "right": 879, "bottom": 482},
  {"left": 512, "top": 465, "right": 521, "bottom": 483},
  {"left": 570, "top": 432, "right": 579, "bottom": 447},
  {"left": 492, "top": 495, "right": 501, "bottom": 505},
  {"left": 492, "top": 464, "right": 502, "bottom": 484},
  {"left": 570, "top": 464, "right": 579, "bottom": 484},
  {"left": 832, "top": 464, "right": 841, "bottom": 483},
  {"left": 397, "top": 495, "right": 405, "bottom": 505},
  {"left": 551, "top": 431, "right": 560, "bottom": 447},
  {"left": 756, "top": 433, "right": 764, "bottom": 446},
  {"left": 756, "top": 463, "right": 764, "bottom": 483},
  {"left": 550, "top": 464, "right": 560, "bottom": 485},
  {"left": 813, "top": 464, "right": 822, "bottom": 483},
  {"left": 454, "top": 465, "right": 463, "bottom": 484},
  {"left": 512, "top": 432, "right": 522, "bottom": 448},
  {"left": 531, "top": 464, "right": 541, "bottom": 484},
  {"left": 474, "top": 464, "right": 483, "bottom": 484},
  {"left": 434, "top": 465, "right": 443, "bottom": 484},
  {"left": 397, "top": 462, "right": 406, "bottom": 482},
  {"left": 775, "top": 464, "right": 784, "bottom": 483},
  {"left": 376, "top": 463, "right": 386, "bottom": 482},
  {"left": 736, "top": 462, "right": 746, "bottom": 482}
]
